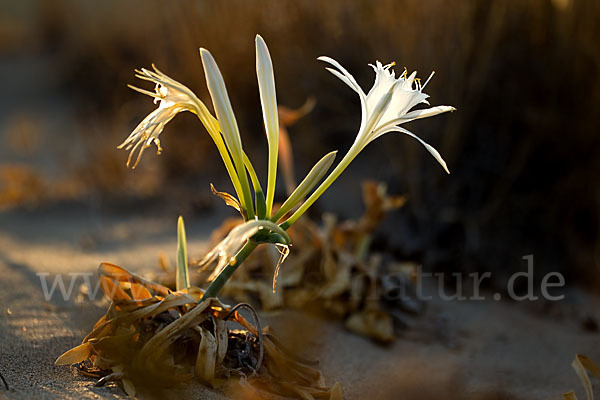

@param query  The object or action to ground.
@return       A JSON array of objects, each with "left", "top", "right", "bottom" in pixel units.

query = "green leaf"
[
  {"left": 176, "top": 216, "right": 189, "bottom": 291},
  {"left": 256, "top": 35, "right": 280, "bottom": 218},
  {"left": 271, "top": 150, "right": 337, "bottom": 222}
]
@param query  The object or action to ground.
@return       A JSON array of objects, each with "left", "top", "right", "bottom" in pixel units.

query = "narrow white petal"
[
  {"left": 319, "top": 56, "right": 367, "bottom": 133},
  {"left": 318, "top": 56, "right": 365, "bottom": 98},
  {"left": 324, "top": 68, "right": 359, "bottom": 95},
  {"left": 377, "top": 105, "right": 456, "bottom": 132},
  {"left": 403, "top": 71, "right": 418, "bottom": 89},
  {"left": 374, "top": 126, "right": 450, "bottom": 174},
  {"left": 399, "top": 105, "right": 455, "bottom": 121}
]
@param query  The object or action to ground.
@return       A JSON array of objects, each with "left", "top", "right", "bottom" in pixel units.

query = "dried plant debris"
[
  {"left": 56, "top": 263, "right": 340, "bottom": 399},
  {"left": 563, "top": 354, "right": 600, "bottom": 400},
  {"left": 0, "top": 371, "right": 8, "bottom": 391},
  {"left": 0, "top": 164, "right": 45, "bottom": 209},
  {"left": 194, "top": 181, "right": 414, "bottom": 343}
]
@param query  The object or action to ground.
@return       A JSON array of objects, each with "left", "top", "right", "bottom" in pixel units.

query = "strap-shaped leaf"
[{"left": 176, "top": 216, "right": 189, "bottom": 291}]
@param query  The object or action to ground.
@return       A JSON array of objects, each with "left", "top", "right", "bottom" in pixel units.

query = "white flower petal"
[
  {"left": 366, "top": 61, "right": 397, "bottom": 110},
  {"left": 375, "top": 126, "right": 450, "bottom": 174},
  {"left": 318, "top": 56, "right": 365, "bottom": 100},
  {"left": 324, "top": 68, "right": 356, "bottom": 93},
  {"left": 319, "top": 56, "right": 368, "bottom": 135},
  {"left": 380, "top": 87, "right": 428, "bottom": 123},
  {"left": 403, "top": 70, "right": 418, "bottom": 90},
  {"left": 118, "top": 104, "right": 182, "bottom": 168},
  {"left": 375, "top": 105, "right": 456, "bottom": 134},
  {"left": 118, "top": 66, "right": 209, "bottom": 168}
]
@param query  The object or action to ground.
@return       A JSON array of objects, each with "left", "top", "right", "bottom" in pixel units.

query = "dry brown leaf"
[
  {"left": 195, "top": 326, "right": 217, "bottom": 383},
  {"left": 55, "top": 342, "right": 92, "bottom": 365},
  {"left": 58, "top": 264, "right": 341, "bottom": 397},
  {"left": 213, "top": 317, "right": 228, "bottom": 366},
  {"left": 566, "top": 354, "right": 600, "bottom": 400},
  {"left": 345, "top": 307, "right": 395, "bottom": 343},
  {"left": 122, "top": 378, "right": 136, "bottom": 397},
  {"left": 99, "top": 262, "right": 171, "bottom": 297},
  {"left": 330, "top": 382, "right": 343, "bottom": 400},
  {"left": 210, "top": 183, "right": 243, "bottom": 216},
  {"left": 277, "top": 97, "right": 316, "bottom": 195}
]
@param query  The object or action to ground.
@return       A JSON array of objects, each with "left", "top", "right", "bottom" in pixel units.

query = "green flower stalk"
[
  {"left": 281, "top": 59, "right": 455, "bottom": 227},
  {"left": 119, "top": 35, "right": 454, "bottom": 301},
  {"left": 117, "top": 65, "right": 245, "bottom": 209}
]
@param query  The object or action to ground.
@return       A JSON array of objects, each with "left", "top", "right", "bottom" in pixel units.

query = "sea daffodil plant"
[{"left": 119, "top": 35, "right": 454, "bottom": 299}]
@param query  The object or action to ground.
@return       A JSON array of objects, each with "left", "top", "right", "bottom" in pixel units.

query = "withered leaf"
[
  {"left": 566, "top": 354, "right": 600, "bottom": 400},
  {"left": 213, "top": 317, "right": 228, "bottom": 365},
  {"left": 330, "top": 382, "right": 343, "bottom": 400},
  {"left": 58, "top": 263, "right": 342, "bottom": 398},
  {"left": 210, "top": 183, "right": 243, "bottom": 216},
  {"left": 345, "top": 307, "right": 395, "bottom": 343},
  {"left": 195, "top": 327, "right": 217, "bottom": 383},
  {"left": 99, "top": 263, "right": 170, "bottom": 298},
  {"left": 55, "top": 342, "right": 92, "bottom": 365}
]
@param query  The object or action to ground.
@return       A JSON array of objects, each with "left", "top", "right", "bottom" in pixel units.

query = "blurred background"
[{"left": 0, "top": 0, "right": 598, "bottom": 290}]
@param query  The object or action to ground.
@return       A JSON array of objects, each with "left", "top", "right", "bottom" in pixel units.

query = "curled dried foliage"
[
  {"left": 56, "top": 263, "right": 340, "bottom": 399},
  {"left": 0, "top": 164, "right": 45, "bottom": 210},
  {"left": 210, "top": 183, "right": 243, "bottom": 216},
  {"left": 563, "top": 354, "right": 600, "bottom": 400},
  {"left": 196, "top": 181, "right": 414, "bottom": 343}
]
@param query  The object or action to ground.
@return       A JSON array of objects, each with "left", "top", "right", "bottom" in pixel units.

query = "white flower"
[
  {"left": 117, "top": 65, "right": 210, "bottom": 169},
  {"left": 319, "top": 57, "right": 455, "bottom": 173}
]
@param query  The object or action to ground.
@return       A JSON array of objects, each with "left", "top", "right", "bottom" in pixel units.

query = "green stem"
[
  {"left": 283, "top": 148, "right": 359, "bottom": 226},
  {"left": 201, "top": 240, "right": 259, "bottom": 300},
  {"left": 243, "top": 152, "right": 267, "bottom": 219}
]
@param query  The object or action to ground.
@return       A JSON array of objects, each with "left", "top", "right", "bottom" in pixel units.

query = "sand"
[{"left": 1, "top": 205, "right": 599, "bottom": 399}]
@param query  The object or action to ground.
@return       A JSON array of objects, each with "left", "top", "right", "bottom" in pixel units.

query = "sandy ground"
[{"left": 1, "top": 205, "right": 599, "bottom": 400}]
